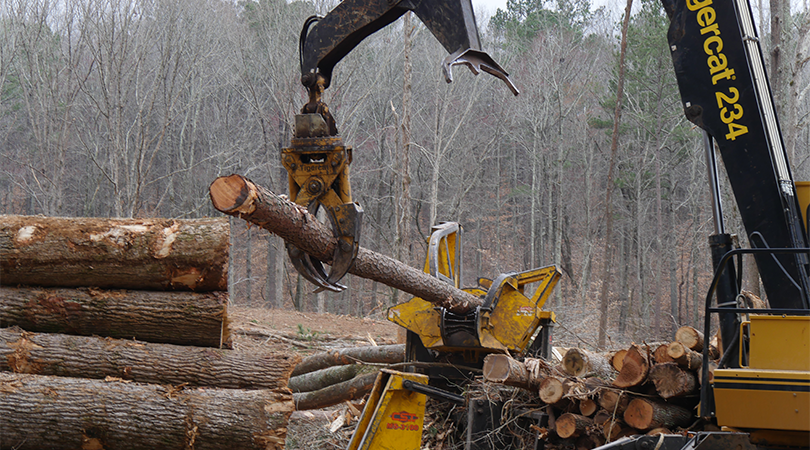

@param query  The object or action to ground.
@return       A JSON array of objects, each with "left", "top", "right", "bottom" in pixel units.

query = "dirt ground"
[{"left": 228, "top": 305, "right": 402, "bottom": 354}]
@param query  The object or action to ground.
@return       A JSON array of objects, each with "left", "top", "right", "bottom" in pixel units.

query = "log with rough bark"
[
  {"left": 666, "top": 342, "right": 702, "bottom": 370},
  {"left": 623, "top": 397, "right": 693, "bottom": 430},
  {"left": 0, "top": 216, "right": 228, "bottom": 291},
  {"left": 0, "top": 328, "right": 294, "bottom": 389},
  {"left": 562, "top": 348, "right": 613, "bottom": 378},
  {"left": 648, "top": 362, "right": 698, "bottom": 399},
  {"left": 593, "top": 409, "right": 611, "bottom": 426},
  {"left": 291, "top": 344, "right": 404, "bottom": 377},
  {"left": 483, "top": 354, "right": 551, "bottom": 390},
  {"left": 293, "top": 372, "right": 378, "bottom": 410},
  {"left": 612, "top": 344, "right": 649, "bottom": 388},
  {"left": 209, "top": 175, "right": 482, "bottom": 314},
  {"left": 288, "top": 364, "right": 375, "bottom": 393},
  {"left": 556, "top": 413, "right": 593, "bottom": 439},
  {"left": 602, "top": 418, "right": 635, "bottom": 442},
  {"left": 674, "top": 326, "right": 704, "bottom": 351},
  {"left": 0, "top": 286, "right": 229, "bottom": 347},
  {"left": 0, "top": 372, "right": 292, "bottom": 450}
]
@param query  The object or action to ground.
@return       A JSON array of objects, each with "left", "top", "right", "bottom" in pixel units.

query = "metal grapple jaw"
[{"left": 282, "top": 114, "right": 362, "bottom": 292}]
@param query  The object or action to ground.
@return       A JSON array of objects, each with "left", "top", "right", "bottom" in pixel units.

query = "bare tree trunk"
[
  {"left": 209, "top": 175, "right": 483, "bottom": 313},
  {"left": 597, "top": 0, "right": 633, "bottom": 348},
  {"left": 293, "top": 372, "right": 378, "bottom": 410},
  {"left": 292, "top": 344, "right": 405, "bottom": 377}
]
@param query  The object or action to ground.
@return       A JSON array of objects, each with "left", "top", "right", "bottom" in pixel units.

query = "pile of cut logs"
[
  {"left": 483, "top": 326, "right": 718, "bottom": 449},
  {"left": 0, "top": 215, "right": 299, "bottom": 450}
]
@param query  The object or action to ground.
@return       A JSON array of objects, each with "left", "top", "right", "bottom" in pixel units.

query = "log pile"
[
  {"left": 0, "top": 215, "right": 299, "bottom": 450},
  {"left": 482, "top": 328, "right": 720, "bottom": 450}
]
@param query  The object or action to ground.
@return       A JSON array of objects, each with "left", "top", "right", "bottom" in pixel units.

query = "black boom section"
[{"left": 661, "top": 0, "right": 810, "bottom": 310}]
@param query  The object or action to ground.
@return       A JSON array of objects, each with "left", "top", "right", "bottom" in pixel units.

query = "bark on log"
[
  {"left": 611, "top": 349, "right": 628, "bottom": 371},
  {"left": 623, "top": 398, "right": 693, "bottom": 430},
  {"left": 0, "top": 286, "right": 229, "bottom": 348},
  {"left": 674, "top": 326, "right": 704, "bottom": 351},
  {"left": 0, "top": 216, "right": 228, "bottom": 291},
  {"left": 602, "top": 418, "right": 635, "bottom": 442},
  {"left": 562, "top": 348, "right": 613, "bottom": 378},
  {"left": 666, "top": 342, "right": 702, "bottom": 370},
  {"left": 483, "top": 354, "right": 549, "bottom": 390},
  {"left": 209, "top": 175, "right": 482, "bottom": 314},
  {"left": 293, "top": 372, "right": 378, "bottom": 410},
  {"left": 291, "top": 344, "right": 404, "bottom": 377},
  {"left": 593, "top": 409, "right": 612, "bottom": 426},
  {"left": 648, "top": 362, "right": 698, "bottom": 399},
  {"left": 612, "top": 344, "right": 649, "bottom": 388},
  {"left": 556, "top": 413, "right": 593, "bottom": 439},
  {"left": 0, "top": 328, "right": 294, "bottom": 389},
  {"left": 0, "top": 372, "right": 292, "bottom": 450},
  {"left": 288, "top": 364, "right": 374, "bottom": 393}
]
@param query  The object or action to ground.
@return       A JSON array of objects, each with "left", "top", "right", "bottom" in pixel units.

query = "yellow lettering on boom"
[
  {"left": 687, "top": 0, "right": 713, "bottom": 11},
  {"left": 704, "top": 35, "right": 723, "bottom": 55}
]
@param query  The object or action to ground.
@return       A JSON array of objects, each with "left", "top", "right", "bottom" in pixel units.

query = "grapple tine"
[
  {"left": 287, "top": 243, "right": 346, "bottom": 293},
  {"left": 325, "top": 202, "right": 363, "bottom": 285}
]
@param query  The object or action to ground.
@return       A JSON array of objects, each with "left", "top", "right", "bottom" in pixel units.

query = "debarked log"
[
  {"left": 0, "top": 372, "right": 293, "bottom": 450},
  {"left": 291, "top": 344, "right": 405, "bottom": 377},
  {"left": 0, "top": 327, "right": 296, "bottom": 389},
  {"left": 0, "top": 215, "right": 228, "bottom": 291},
  {"left": 0, "top": 286, "right": 229, "bottom": 348},
  {"left": 209, "top": 175, "right": 482, "bottom": 314}
]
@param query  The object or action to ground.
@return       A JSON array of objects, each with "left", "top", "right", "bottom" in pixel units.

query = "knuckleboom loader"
[{"left": 594, "top": 0, "right": 810, "bottom": 449}]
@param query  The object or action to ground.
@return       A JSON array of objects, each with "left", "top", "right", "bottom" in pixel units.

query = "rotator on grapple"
[{"left": 282, "top": 0, "right": 518, "bottom": 292}]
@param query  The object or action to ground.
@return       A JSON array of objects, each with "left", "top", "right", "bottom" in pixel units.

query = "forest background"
[{"left": 1, "top": 0, "right": 809, "bottom": 349}]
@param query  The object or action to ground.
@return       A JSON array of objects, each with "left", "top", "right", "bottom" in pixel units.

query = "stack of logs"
[
  {"left": 483, "top": 326, "right": 719, "bottom": 450},
  {"left": 0, "top": 215, "right": 299, "bottom": 450}
]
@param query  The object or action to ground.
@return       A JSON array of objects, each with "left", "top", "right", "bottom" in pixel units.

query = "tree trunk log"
[
  {"left": 289, "top": 364, "right": 374, "bottom": 393},
  {"left": 556, "top": 413, "right": 593, "bottom": 439},
  {"left": 293, "top": 372, "right": 378, "bottom": 410},
  {"left": 291, "top": 344, "right": 404, "bottom": 377},
  {"left": 0, "top": 216, "right": 228, "bottom": 291},
  {"left": 578, "top": 398, "right": 599, "bottom": 417},
  {"left": 0, "top": 328, "right": 294, "bottom": 389},
  {"left": 666, "top": 342, "right": 702, "bottom": 370},
  {"left": 562, "top": 348, "right": 613, "bottom": 378},
  {"left": 648, "top": 362, "right": 698, "bottom": 399},
  {"left": 623, "top": 397, "right": 693, "bottom": 430},
  {"left": 674, "top": 326, "right": 704, "bottom": 351},
  {"left": 611, "top": 349, "right": 628, "bottom": 371},
  {"left": 653, "top": 344, "right": 674, "bottom": 364},
  {"left": 0, "top": 372, "right": 292, "bottom": 450},
  {"left": 209, "top": 175, "right": 482, "bottom": 314},
  {"left": 483, "top": 354, "right": 548, "bottom": 390},
  {"left": 613, "top": 344, "right": 649, "bottom": 388},
  {"left": 602, "top": 418, "right": 635, "bottom": 442},
  {"left": 539, "top": 376, "right": 568, "bottom": 404},
  {"left": 0, "top": 286, "right": 229, "bottom": 348},
  {"left": 598, "top": 389, "right": 630, "bottom": 416}
]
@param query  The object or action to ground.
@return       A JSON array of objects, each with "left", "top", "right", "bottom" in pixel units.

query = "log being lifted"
[
  {"left": 0, "top": 327, "right": 297, "bottom": 389},
  {"left": 0, "top": 286, "right": 229, "bottom": 348},
  {"left": 0, "top": 372, "right": 292, "bottom": 450},
  {"left": 0, "top": 215, "right": 228, "bottom": 291},
  {"left": 209, "top": 175, "right": 482, "bottom": 314},
  {"left": 291, "top": 344, "right": 405, "bottom": 377}
]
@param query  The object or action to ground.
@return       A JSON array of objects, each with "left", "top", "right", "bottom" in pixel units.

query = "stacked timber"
[
  {"left": 0, "top": 215, "right": 299, "bottom": 450},
  {"left": 483, "top": 330, "right": 722, "bottom": 450}
]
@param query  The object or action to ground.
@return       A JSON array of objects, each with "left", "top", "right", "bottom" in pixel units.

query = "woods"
[{"left": 1, "top": 0, "right": 810, "bottom": 346}]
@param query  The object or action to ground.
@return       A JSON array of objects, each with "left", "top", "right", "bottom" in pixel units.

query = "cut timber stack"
[
  {"left": 0, "top": 215, "right": 298, "bottom": 450},
  {"left": 482, "top": 332, "right": 722, "bottom": 450}
]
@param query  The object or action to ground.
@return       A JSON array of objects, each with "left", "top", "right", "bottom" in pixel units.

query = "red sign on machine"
[
  {"left": 387, "top": 411, "right": 420, "bottom": 431},
  {"left": 390, "top": 411, "right": 418, "bottom": 422}
]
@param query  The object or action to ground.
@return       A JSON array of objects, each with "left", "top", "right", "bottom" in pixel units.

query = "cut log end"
[{"left": 209, "top": 175, "right": 256, "bottom": 213}]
